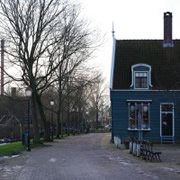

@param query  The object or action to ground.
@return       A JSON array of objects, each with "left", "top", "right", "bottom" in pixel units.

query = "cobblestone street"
[{"left": 0, "top": 133, "right": 180, "bottom": 180}]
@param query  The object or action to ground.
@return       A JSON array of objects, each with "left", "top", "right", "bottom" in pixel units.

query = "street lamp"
[
  {"left": 50, "top": 99, "right": 54, "bottom": 141},
  {"left": 25, "top": 87, "right": 32, "bottom": 151}
]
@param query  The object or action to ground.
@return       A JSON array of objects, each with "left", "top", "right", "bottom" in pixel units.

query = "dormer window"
[
  {"left": 130, "top": 64, "right": 152, "bottom": 89},
  {"left": 135, "top": 72, "right": 148, "bottom": 88}
]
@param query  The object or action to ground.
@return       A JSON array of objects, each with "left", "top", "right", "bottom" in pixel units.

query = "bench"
[
  {"left": 140, "top": 141, "right": 162, "bottom": 161},
  {"left": 129, "top": 138, "right": 162, "bottom": 161}
]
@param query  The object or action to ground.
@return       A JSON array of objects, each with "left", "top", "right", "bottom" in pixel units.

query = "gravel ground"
[
  {"left": 0, "top": 133, "right": 180, "bottom": 180},
  {"left": 101, "top": 134, "right": 180, "bottom": 179},
  {"left": 0, "top": 153, "right": 28, "bottom": 179}
]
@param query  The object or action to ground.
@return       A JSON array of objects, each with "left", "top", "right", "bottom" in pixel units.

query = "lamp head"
[
  {"left": 25, "top": 87, "right": 32, "bottom": 97},
  {"left": 50, "top": 100, "right": 54, "bottom": 106}
]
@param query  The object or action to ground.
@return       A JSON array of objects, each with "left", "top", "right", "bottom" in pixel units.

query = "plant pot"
[{"left": 124, "top": 141, "right": 129, "bottom": 149}]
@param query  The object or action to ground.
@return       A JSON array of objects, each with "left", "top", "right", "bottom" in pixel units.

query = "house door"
[{"left": 160, "top": 103, "right": 174, "bottom": 137}]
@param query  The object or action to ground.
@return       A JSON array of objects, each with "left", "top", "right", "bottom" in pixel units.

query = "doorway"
[{"left": 160, "top": 103, "right": 174, "bottom": 137}]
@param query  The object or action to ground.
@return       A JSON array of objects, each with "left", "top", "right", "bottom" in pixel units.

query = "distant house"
[
  {"left": 0, "top": 94, "right": 27, "bottom": 139},
  {"left": 110, "top": 12, "right": 180, "bottom": 144}
]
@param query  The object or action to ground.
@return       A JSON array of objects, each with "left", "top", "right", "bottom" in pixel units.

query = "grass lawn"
[
  {"left": 0, "top": 141, "right": 26, "bottom": 156},
  {"left": 0, "top": 134, "right": 74, "bottom": 157},
  {"left": 90, "top": 129, "right": 111, "bottom": 133}
]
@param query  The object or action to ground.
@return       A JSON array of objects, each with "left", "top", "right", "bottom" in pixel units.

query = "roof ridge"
[{"left": 116, "top": 39, "right": 180, "bottom": 41}]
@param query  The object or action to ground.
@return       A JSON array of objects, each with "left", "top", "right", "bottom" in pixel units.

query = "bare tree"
[
  {"left": 53, "top": 66, "right": 99, "bottom": 137},
  {"left": 88, "top": 73, "right": 107, "bottom": 129},
  {"left": 68, "top": 70, "right": 97, "bottom": 133},
  {"left": 50, "top": 10, "right": 97, "bottom": 137},
  {"left": 0, "top": 0, "right": 97, "bottom": 142}
]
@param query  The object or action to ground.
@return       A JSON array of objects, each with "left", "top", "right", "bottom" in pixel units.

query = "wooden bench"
[
  {"left": 149, "top": 142, "right": 162, "bottom": 161},
  {"left": 140, "top": 141, "right": 162, "bottom": 161}
]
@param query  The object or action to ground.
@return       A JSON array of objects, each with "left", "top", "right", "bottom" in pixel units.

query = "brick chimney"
[{"left": 163, "top": 12, "right": 174, "bottom": 47}]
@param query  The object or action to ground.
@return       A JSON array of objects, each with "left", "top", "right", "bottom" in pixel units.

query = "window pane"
[
  {"left": 129, "top": 103, "right": 135, "bottom": 129},
  {"left": 128, "top": 102, "right": 149, "bottom": 129},
  {"left": 135, "top": 77, "right": 147, "bottom": 88},
  {"left": 142, "top": 103, "right": 149, "bottom": 129},
  {"left": 162, "top": 113, "right": 173, "bottom": 136},
  {"left": 161, "top": 104, "right": 173, "bottom": 112},
  {"left": 135, "top": 77, "right": 141, "bottom": 88},
  {"left": 137, "top": 109, "right": 142, "bottom": 129},
  {"left": 141, "top": 77, "right": 147, "bottom": 88},
  {"left": 135, "top": 72, "right": 148, "bottom": 88}
]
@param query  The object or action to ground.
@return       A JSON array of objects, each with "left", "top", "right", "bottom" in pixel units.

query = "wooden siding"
[{"left": 110, "top": 90, "right": 180, "bottom": 142}]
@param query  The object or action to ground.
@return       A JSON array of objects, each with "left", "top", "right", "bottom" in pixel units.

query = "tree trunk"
[
  {"left": 31, "top": 93, "right": 40, "bottom": 143},
  {"left": 67, "top": 107, "right": 70, "bottom": 136},
  {"left": 56, "top": 80, "right": 62, "bottom": 138},
  {"left": 60, "top": 110, "right": 64, "bottom": 138},
  {"left": 35, "top": 92, "right": 50, "bottom": 141},
  {"left": 78, "top": 107, "right": 81, "bottom": 133},
  {"left": 56, "top": 112, "right": 60, "bottom": 138},
  {"left": 96, "top": 110, "right": 99, "bottom": 129}
]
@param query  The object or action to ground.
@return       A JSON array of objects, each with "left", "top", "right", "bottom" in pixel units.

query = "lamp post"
[
  {"left": 25, "top": 87, "right": 32, "bottom": 151},
  {"left": 50, "top": 99, "right": 54, "bottom": 141}
]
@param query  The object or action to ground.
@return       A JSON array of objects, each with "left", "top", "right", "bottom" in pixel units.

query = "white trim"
[
  {"left": 128, "top": 128, "right": 151, "bottom": 131},
  {"left": 149, "top": 68, "right": 152, "bottom": 87},
  {"left": 128, "top": 103, "right": 130, "bottom": 128},
  {"left": 128, "top": 102, "right": 151, "bottom": 130},
  {"left": 131, "top": 63, "right": 152, "bottom": 70},
  {"left": 148, "top": 103, "right": 151, "bottom": 129},
  {"left": 134, "top": 71, "right": 149, "bottom": 89},
  {"left": 110, "top": 36, "right": 116, "bottom": 89},
  {"left": 160, "top": 103, "right": 174, "bottom": 137},
  {"left": 111, "top": 89, "right": 180, "bottom": 92},
  {"left": 130, "top": 63, "right": 152, "bottom": 89},
  {"left": 126, "top": 99, "right": 152, "bottom": 102},
  {"left": 160, "top": 104, "right": 161, "bottom": 137}
]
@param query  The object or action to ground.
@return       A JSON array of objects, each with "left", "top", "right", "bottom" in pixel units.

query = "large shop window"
[{"left": 128, "top": 102, "right": 150, "bottom": 130}]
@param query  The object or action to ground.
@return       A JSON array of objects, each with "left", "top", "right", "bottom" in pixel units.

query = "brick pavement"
[{"left": 0, "top": 133, "right": 180, "bottom": 180}]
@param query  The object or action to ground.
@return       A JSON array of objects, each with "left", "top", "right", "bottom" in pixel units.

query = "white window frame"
[
  {"left": 160, "top": 103, "right": 174, "bottom": 137},
  {"left": 128, "top": 102, "right": 151, "bottom": 131},
  {"left": 130, "top": 63, "right": 152, "bottom": 89},
  {"left": 134, "top": 71, "right": 148, "bottom": 89}
]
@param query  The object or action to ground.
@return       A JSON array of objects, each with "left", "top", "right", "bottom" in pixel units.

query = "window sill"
[
  {"left": 134, "top": 88, "right": 149, "bottom": 90},
  {"left": 128, "top": 128, "right": 151, "bottom": 131}
]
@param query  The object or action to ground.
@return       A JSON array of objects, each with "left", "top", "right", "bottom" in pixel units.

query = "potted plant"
[
  {"left": 124, "top": 140, "right": 130, "bottom": 149},
  {"left": 123, "top": 137, "right": 132, "bottom": 149},
  {"left": 123, "top": 139, "right": 130, "bottom": 149}
]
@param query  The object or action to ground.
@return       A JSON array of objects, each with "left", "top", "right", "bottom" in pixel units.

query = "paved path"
[{"left": 1, "top": 133, "right": 180, "bottom": 180}]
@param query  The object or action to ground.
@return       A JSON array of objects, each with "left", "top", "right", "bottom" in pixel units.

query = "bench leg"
[{"left": 156, "top": 154, "right": 161, "bottom": 161}]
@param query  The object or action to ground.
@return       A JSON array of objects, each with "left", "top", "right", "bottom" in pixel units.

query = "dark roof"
[{"left": 113, "top": 40, "right": 180, "bottom": 89}]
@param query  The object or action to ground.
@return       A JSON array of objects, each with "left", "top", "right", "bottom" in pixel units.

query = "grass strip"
[
  {"left": 0, "top": 141, "right": 26, "bottom": 156},
  {"left": 0, "top": 133, "right": 74, "bottom": 157},
  {"left": 90, "top": 129, "right": 111, "bottom": 133}
]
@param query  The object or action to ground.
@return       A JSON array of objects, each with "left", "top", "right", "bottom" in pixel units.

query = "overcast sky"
[{"left": 78, "top": 0, "right": 180, "bottom": 85}]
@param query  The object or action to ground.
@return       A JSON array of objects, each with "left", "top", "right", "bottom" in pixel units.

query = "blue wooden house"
[{"left": 110, "top": 12, "right": 180, "bottom": 144}]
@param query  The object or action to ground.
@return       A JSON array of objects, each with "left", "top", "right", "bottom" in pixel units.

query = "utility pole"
[{"left": 1, "top": 39, "right": 4, "bottom": 95}]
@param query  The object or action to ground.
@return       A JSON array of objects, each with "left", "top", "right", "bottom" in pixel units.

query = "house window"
[
  {"left": 130, "top": 64, "right": 152, "bottom": 89},
  {"left": 128, "top": 102, "right": 150, "bottom": 130},
  {"left": 135, "top": 72, "right": 148, "bottom": 88}
]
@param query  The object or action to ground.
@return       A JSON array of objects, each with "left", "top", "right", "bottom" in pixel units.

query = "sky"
[{"left": 78, "top": 0, "right": 180, "bottom": 85}]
